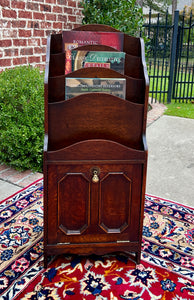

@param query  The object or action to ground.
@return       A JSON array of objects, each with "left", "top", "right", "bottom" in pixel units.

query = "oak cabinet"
[{"left": 44, "top": 24, "right": 149, "bottom": 268}]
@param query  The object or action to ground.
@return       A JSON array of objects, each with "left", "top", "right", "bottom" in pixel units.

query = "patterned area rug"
[{"left": 0, "top": 180, "right": 193, "bottom": 300}]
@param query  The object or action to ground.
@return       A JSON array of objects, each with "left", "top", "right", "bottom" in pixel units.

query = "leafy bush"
[
  {"left": 0, "top": 66, "right": 44, "bottom": 172},
  {"left": 80, "top": 0, "right": 144, "bottom": 36}
]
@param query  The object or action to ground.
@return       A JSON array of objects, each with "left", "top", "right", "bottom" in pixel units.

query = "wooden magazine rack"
[{"left": 44, "top": 24, "right": 149, "bottom": 268}]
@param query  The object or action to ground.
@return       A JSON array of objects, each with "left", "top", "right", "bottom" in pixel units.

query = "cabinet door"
[{"left": 46, "top": 163, "right": 143, "bottom": 245}]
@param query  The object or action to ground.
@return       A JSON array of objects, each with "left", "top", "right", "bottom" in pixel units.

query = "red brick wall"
[{"left": 0, "top": 0, "right": 83, "bottom": 72}]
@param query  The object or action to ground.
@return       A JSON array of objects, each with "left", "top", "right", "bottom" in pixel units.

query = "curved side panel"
[{"left": 58, "top": 173, "right": 90, "bottom": 235}]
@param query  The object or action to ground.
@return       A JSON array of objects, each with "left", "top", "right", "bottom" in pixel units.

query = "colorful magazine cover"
[
  {"left": 66, "top": 50, "right": 126, "bottom": 75},
  {"left": 63, "top": 31, "right": 124, "bottom": 74},
  {"left": 65, "top": 78, "right": 126, "bottom": 100},
  {"left": 62, "top": 31, "right": 124, "bottom": 51}
]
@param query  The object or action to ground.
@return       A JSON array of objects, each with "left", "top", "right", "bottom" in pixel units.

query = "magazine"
[
  {"left": 65, "top": 78, "right": 126, "bottom": 100},
  {"left": 63, "top": 31, "right": 124, "bottom": 75},
  {"left": 62, "top": 30, "right": 124, "bottom": 51},
  {"left": 66, "top": 50, "right": 125, "bottom": 75}
]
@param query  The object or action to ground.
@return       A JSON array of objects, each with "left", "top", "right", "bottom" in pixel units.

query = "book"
[
  {"left": 63, "top": 31, "right": 124, "bottom": 74},
  {"left": 66, "top": 50, "right": 126, "bottom": 75},
  {"left": 62, "top": 31, "right": 124, "bottom": 52},
  {"left": 65, "top": 78, "right": 126, "bottom": 100}
]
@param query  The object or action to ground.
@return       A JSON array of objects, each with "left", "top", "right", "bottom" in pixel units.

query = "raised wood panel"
[
  {"left": 99, "top": 172, "right": 131, "bottom": 233},
  {"left": 58, "top": 173, "right": 90, "bottom": 235},
  {"left": 46, "top": 163, "right": 144, "bottom": 246}
]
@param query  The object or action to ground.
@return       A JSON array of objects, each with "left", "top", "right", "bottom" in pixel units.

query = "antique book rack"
[{"left": 44, "top": 24, "right": 149, "bottom": 268}]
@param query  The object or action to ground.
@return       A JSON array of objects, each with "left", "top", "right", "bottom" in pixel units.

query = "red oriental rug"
[{"left": 0, "top": 179, "right": 193, "bottom": 299}]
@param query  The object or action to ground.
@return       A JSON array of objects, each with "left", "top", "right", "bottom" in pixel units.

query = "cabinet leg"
[
  {"left": 136, "top": 251, "right": 141, "bottom": 264},
  {"left": 44, "top": 252, "right": 48, "bottom": 269}
]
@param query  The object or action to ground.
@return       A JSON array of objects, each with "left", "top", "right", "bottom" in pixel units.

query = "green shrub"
[
  {"left": 0, "top": 66, "right": 44, "bottom": 172},
  {"left": 80, "top": 0, "right": 144, "bottom": 36}
]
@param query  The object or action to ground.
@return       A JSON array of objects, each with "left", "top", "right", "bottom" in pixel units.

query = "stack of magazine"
[{"left": 63, "top": 30, "right": 127, "bottom": 100}]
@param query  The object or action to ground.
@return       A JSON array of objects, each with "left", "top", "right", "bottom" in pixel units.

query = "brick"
[
  {"left": 40, "top": 21, "right": 52, "bottom": 29},
  {"left": 57, "top": 0, "right": 67, "bottom": 5},
  {"left": 0, "top": 168, "right": 19, "bottom": 180},
  {"left": 33, "top": 12, "right": 45, "bottom": 20},
  {"left": 34, "top": 46, "right": 46, "bottom": 54},
  {"left": 57, "top": 14, "right": 67, "bottom": 22},
  {"left": 13, "top": 57, "right": 27, "bottom": 65},
  {"left": 36, "top": 63, "right": 45, "bottom": 71},
  {"left": 41, "top": 38, "right": 47, "bottom": 45},
  {"left": 0, "top": 39, "right": 12, "bottom": 47},
  {"left": 53, "top": 6, "right": 62, "bottom": 13},
  {"left": 19, "top": 29, "right": 32, "bottom": 38},
  {"left": 11, "top": 0, "right": 25, "bottom": 9},
  {"left": 0, "top": 58, "right": 12, "bottom": 67},
  {"left": 28, "top": 38, "right": 41, "bottom": 47},
  {"left": 12, "top": 20, "right": 26, "bottom": 28},
  {"left": 45, "top": 0, "right": 56, "bottom": 3},
  {"left": 0, "top": 164, "right": 10, "bottom": 173},
  {"left": 41, "top": 54, "right": 46, "bottom": 62},
  {"left": 13, "top": 39, "right": 27, "bottom": 47},
  {"left": 40, "top": 4, "right": 51, "bottom": 12},
  {"left": 28, "top": 21, "right": 39, "bottom": 29},
  {"left": 46, "top": 14, "right": 56, "bottom": 21},
  {"left": 45, "top": 29, "right": 56, "bottom": 36},
  {"left": 64, "top": 7, "right": 73, "bottom": 14},
  {"left": 28, "top": 56, "right": 41, "bottom": 64},
  {"left": 18, "top": 172, "right": 43, "bottom": 188},
  {"left": 5, "top": 169, "right": 32, "bottom": 185},
  {"left": 3, "top": 29, "right": 17, "bottom": 38},
  {"left": 33, "top": 29, "right": 45, "bottom": 37},
  {"left": 68, "top": 15, "right": 76, "bottom": 23},
  {"left": 67, "top": 0, "right": 76, "bottom": 7},
  {"left": 4, "top": 48, "right": 18, "bottom": 56},
  {"left": 74, "top": 8, "right": 82, "bottom": 16},
  {"left": 0, "top": 0, "right": 83, "bottom": 72},
  {"left": 0, "top": 20, "right": 11, "bottom": 29},
  {"left": 26, "top": 2, "right": 39, "bottom": 11},
  {"left": 18, "top": 10, "right": 32, "bottom": 19},
  {"left": 20, "top": 48, "right": 33, "bottom": 56},
  {"left": 76, "top": 14, "right": 83, "bottom": 24},
  {"left": 53, "top": 22, "right": 63, "bottom": 29},
  {"left": 0, "top": 0, "right": 10, "bottom": 7},
  {"left": 64, "top": 24, "right": 73, "bottom": 30},
  {"left": 2, "top": 8, "right": 17, "bottom": 18}
]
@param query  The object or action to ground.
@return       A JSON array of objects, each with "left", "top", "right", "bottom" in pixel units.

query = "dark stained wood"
[
  {"left": 47, "top": 93, "right": 144, "bottom": 150},
  {"left": 49, "top": 53, "right": 65, "bottom": 76},
  {"left": 48, "top": 68, "right": 145, "bottom": 104},
  {"left": 44, "top": 25, "right": 149, "bottom": 268},
  {"left": 50, "top": 33, "right": 62, "bottom": 54},
  {"left": 45, "top": 140, "right": 147, "bottom": 161},
  {"left": 45, "top": 163, "right": 143, "bottom": 245},
  {"left": 48, "top": 46, "right": 143, "bottom": 79}
]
